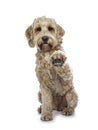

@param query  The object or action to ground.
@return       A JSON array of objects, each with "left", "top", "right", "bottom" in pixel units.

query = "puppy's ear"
[
  {"left": 57, "top": 24, "right": 65, "bottom": 37},
  {"left": 25, "top": 25, "right": 35, "bottom": 47}
]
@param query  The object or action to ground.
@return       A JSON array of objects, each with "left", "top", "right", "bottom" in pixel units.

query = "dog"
[{"left": 25, "top": 16, "right": 78, "bottom": 121}]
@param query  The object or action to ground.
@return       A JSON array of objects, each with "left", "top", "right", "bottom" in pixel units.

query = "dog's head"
[{"left": 25, "top": 16, "right": 65, "bottom": 52}]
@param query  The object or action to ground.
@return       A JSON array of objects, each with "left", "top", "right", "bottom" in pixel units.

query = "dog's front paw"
[
  {"left": 62, "top": 107, "right": 74, "bottom": 116},
  {"left": 41, "top": 113, "right": 53, "bottom": 121},
  {"left": 51, "top": 51, "right": 67, "bottom": 66}
]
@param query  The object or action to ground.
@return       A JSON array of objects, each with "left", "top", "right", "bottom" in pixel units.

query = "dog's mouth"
[
  {"left": 39, "top": 43, "right": 53, "bottom": 52},
  {"left": 37, "top": 38, "right": 53, "bottom": 52}
]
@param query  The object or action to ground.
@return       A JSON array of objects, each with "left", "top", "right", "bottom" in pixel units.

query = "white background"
[{"left": 0, "top": 0, "right": 98, "bottom": 129}]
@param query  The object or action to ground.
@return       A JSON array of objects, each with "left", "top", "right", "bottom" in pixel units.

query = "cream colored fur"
[{"left": 25, "top": 16, "right": 78, "bottom": 121}]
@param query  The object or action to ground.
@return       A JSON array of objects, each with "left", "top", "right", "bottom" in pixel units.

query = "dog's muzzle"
[{"left": 37, "top": 36, "right": 54, "bottom": 52}]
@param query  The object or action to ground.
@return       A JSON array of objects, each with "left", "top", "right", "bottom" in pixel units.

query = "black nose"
[{"left": 42, "top": 36, "right": 49, "bottom": 42}]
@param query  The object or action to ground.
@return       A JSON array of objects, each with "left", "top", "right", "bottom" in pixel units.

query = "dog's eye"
[
  {"left": 48, "top": 26, "right": 54, "bottom": 32},
  {"left": 35, "top": 27, "right": 41, "bottom": 32}
]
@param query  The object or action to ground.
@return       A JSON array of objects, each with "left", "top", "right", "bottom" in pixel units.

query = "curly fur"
[{"left": 25, "top": 16, "right": 78, "bottom": 121}]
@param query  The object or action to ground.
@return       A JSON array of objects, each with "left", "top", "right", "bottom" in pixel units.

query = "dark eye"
[
  {"left": 48, "top": 26, "right": 54, "bottom": 31},
  {"left": 35, "top": 27, "right": 41, "bottom": 32}
]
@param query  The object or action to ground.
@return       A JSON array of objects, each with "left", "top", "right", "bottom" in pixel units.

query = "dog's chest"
[
  {"left": 50, "top": 73, "right": 64, "bottom": 94},
  {"left": 36, "top": 59, "right": 63, "bottom": 94}
]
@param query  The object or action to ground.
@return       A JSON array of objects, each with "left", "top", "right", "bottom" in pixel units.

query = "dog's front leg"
[
  {"left": 50, "top": 50, "right": 72, "bottom": 80},
  {"left": 41, "top": 87, "right": 53, "bottom": 121}
]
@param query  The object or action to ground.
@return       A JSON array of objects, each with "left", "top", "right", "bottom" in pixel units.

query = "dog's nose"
[{"left": 42, "top": 36, "right": 49, "bottom": 42}]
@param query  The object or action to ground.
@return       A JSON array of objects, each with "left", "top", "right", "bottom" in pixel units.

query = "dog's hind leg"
[{"left": 61, "top": 88, "right": 78, "bottom": 116}]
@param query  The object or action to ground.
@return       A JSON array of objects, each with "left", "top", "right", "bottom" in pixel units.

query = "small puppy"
[{"left": 25, "top": 16, "right": 78, "bottom": 121}]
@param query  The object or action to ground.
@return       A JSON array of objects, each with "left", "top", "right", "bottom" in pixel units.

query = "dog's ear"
[
  {"left": 25, "top": 25, "right": 35, "bottom": 47},
  {"left": 57, "top": 24, "right": 65, "bottom": 37}
]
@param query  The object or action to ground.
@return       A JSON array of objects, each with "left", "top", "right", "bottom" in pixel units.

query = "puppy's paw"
[
  {"left": 62, "top": 107, "right": 74, "bottom": 116},
  {"left": 51, "top": 51, "right": 67, "bottom": 66},
  {"left": 41, "top": 113, "right": 53, "bottom": 121}
]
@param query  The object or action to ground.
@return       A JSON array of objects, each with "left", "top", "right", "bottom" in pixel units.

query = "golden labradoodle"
[{"left": 25, "top": 16, "right": 78, "bottom": 121}]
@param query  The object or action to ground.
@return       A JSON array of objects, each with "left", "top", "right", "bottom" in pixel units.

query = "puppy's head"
[{"left": 25, "top": 16, "right": 65, "bottom": 52}]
